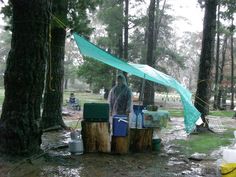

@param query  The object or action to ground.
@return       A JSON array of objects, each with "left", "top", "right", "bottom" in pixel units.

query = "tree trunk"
[
  {"left": 0, "top": 0, "right": 50, "bottom": 155},
  {"left": 123, "top": 0, "right": 129, "bottom": 61},
  {"left": 143, "top": 0, "right": 156, "bottom": 106},
  {"left": 217, "top": 35, "right": 228, "bottom": 108},
  {"left": 213, "top": 4, "right": 220, "bottom": 110},
  {"left": 118, "top": 1, "right": 123, "bottom": 60},
  {"left": 64, "top": 78, "right": 68, "bottom": 90},
  {"left": 194, "top": 0, "right": 217, "bottom": 124},
  {"left": 42, "top": 0, "right": 68, "bottom": 129},
  {"left": 153, "top": 0, "right": 166, "bottom": 56},
  {"left": 230, "top": 19, "right": 235, "bottom": 109}
]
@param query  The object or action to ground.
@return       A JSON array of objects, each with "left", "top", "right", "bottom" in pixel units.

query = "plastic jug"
[
  {"left": 137, "top": 113, "right": 143, "bottom": 129},
  {"left": 130, "top": 113, "right": 136, "bottom": 128}
]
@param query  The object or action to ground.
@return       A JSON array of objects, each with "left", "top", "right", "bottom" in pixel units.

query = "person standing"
[{"left": 108, "top": 74, "right": 132, "bottom": 116}]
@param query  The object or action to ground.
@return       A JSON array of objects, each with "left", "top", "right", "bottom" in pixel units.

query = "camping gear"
[
  {"left": 220, "top": 163, "right": 236, "bottom": 177},
  {"left": 73, "top": 32, "right": 201, "bottom": 133},
  {"left": 111, "top": 115, "right": 129, "bottom": 154},
  {"left": 223, "top": 148, "right": 236, "bottom": 163},
  {"left": 131, "top": 105, "right": 144, "bottom": 128},
  {"left": 143, "top": 110, "right": 169, "bottom": 128},
  {"left": 113, "top": 115, "right": 128, "bottom": 136},
  {"left": 83, "top": 103, "right": 109, "bottom": 122},
  {"left": 152, "top": 138, "right": 162, "bottom": 151},
  {"left": 69, "top": 130, "right": 84, "bottom": 154},
  {"left": 152, "top": 129, "right": 161, "bottom": 151},
  {"left": 218, "top": 148, "right": 236, "bottom": 176}
]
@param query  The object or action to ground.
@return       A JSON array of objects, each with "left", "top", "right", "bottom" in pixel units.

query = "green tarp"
[{"left": 73, "top": 32, "right": 201, "bottom": 133}]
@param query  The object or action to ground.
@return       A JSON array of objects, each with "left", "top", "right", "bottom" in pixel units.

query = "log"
[
  {"left": 81, "top": 121, "right": 111, "bottom": 153},
  {"left": 111, "top": 135, "right": 130, "bottom": 154},
  {"left": 129, "top": 128, "right": 153, "bottom": 152}
]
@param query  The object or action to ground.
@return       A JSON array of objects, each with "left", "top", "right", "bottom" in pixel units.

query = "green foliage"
[
  {"left": 155, "top": 47, "right": 186, "bottom": 69},
  {"left": 67, "top": 0, "right": 101, "bottom": 36},
  {"left": 129, "top": 28, "right": 146, "bottom": 64},
  {"left": 64, "top": 39, "right": 83, "bottom": 85},
  {"left": 77, "top": 57, "right": 114, "bottom": 92},
  {"left": 0, "top": 3, "right": 12, "bottom": 31},
  {"left": 1, "top": 0, "right": 101, "bottom": 36},
  {"left": 220, "top": 0, "right": 236, "bottom": 20},
  {"left": 97, "top": 0, "right": 123, "bottom": 55}
]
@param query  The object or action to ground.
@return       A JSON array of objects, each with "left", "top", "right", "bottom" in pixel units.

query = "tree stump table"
[
  {"left": 111, "top": 135, "right": 130, "bottom": 154},
  {"left": 129, "top": 128, "right": 153, "bottom": 152},
  {"left": 81, "top": 121, "right": 111, "bottom": 153}
]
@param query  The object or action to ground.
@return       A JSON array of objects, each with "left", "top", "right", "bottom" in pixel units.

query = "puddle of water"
[
  {"left": 41, "top": 166, "right": 84, "bottom": 177},
  {"left": 3, "top": 116, "right": 231, "bottom": 177},
  {"left": 167, "top": 160, "right": 185, "bottom": 166}
]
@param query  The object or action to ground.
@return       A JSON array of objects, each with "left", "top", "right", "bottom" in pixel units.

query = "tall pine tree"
[{"left": 0, "top": 0, "right": 50, "bottom": 155}]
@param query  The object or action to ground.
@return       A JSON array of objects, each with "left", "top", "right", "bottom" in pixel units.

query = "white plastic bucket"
[{"left": 223, "top": 148, "right": 236, "bottom": 163}]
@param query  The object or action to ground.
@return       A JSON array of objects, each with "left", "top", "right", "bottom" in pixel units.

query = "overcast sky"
[
  {"left": 0, "top": 0, "right": 204, "bottom": 35},
  {"left": 168, "top": 0, "right": 204, "bottom": 34},
  {"left": 129, "top": 0, "right": 204, "bottom": 36}
]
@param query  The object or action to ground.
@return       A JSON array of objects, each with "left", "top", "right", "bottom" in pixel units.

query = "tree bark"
[
  {"left": 118, "top": 1, "right": 123, "bottom": 60},
  {"left": 143, "top": 0, "right": 156, "bottom": 106},
  {"left": 230, "top": 19, "right": 235, "bottom": 109},
  {"left": 64, "top": 78, "right": 68, "bottom": 90},
  {"left": 213, "top": 4, "right": 220, "bottom": 110},
  {"left": 111, "top": 135, "right": 129, "bottom": 154},
  {"left": 123, "top": 0, "right": 129, "bottom": 61},
  {"left": 153, "top": 0, "right": 166, "bottom": 56},
  {"left": 194, "top": 0, "right": 217, "bottom": 124},
  {"left": 42, "top": 0, "right": 68, "bottom": 129},
  {"left": 0, "top": 0, "right": 50, "bottom": 155},
  {"left": 129, "top": 128, "right": 153, "bottom": 152},
  {"left": 81, "top": 121, "right": 111, "bottom": 153},
  {"left": 217, "top": 35, "right": 228, "bottom": 108}
]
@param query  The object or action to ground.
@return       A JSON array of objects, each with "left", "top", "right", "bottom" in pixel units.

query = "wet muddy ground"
[{"left": 1, "top": 115, "right": 236, "bottom": 177}]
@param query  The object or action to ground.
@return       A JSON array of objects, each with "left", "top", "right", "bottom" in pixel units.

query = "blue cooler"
[{"left": 113, "top": 115, "right": 128, "bottom": 137}]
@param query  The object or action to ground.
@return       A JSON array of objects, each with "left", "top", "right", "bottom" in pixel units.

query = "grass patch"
[
  {"left": 174, "top": 130, "right": 234, "bottom": 156},
  {"left": 63, "top": 91, "right": 106, "bottom": 108},
  {"left": 167, "top": 109, "right": 234, "bottom": 118},
  {"left": 209, "top": 110, "right": 234, "bottom": 117},
  {"left": 0, "top": 88, "right": 106, "bottom": 108},
  {"left": 64, "top": 120, "right": 81, "bottom": 129},
  {"left": 167, "top": 109, "right": 184, "bottom": 117}
]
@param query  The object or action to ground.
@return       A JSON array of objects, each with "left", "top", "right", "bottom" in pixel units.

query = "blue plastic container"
[{"left": 113, "top": 115, "right": 128, "bottom": 137}]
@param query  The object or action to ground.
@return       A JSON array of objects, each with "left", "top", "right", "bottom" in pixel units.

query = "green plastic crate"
[{"left": 83, "top": 103, "right": 109, "bottom": 122}]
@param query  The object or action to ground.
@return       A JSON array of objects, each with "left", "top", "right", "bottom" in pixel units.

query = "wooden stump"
[
  {"left": 81, "top": 121, "right": 111, "bottom": 153},
  {"left": 111, "top": 135, "right": 130, "bottom": 154},
  {"left": 129, "top": 128, "right": 153, "bottom": 152}
]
